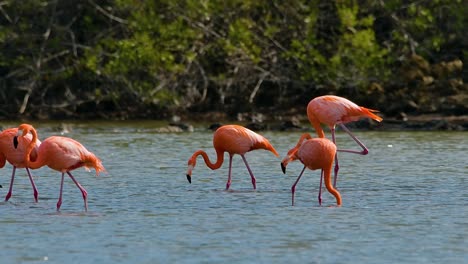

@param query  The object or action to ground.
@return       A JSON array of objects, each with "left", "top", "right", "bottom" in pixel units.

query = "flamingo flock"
[
  {"left": 0, "top": 95, "right": 381, "bottom": 210},
  {"left": 187, "top": 95, "right": 382, "bottom": 206}
]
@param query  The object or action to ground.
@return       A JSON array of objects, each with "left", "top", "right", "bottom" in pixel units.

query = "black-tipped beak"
[
  {"left": 13, "top": 136, "right": 18, "bottom": 149},
  {"left": 186, "top": 174, "right": 191, "bottom": 183},
  {"left": 281, "top": 163, "right": 286, "bottom": 174}
]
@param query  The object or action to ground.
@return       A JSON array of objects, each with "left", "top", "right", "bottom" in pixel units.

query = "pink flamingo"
[
  {"left": 186, "top": 125, "right": 279, "bottom": 190},
  {"left": 0, "top": 127, "right": 41, "bottom": 202},
  {"left": 307, "top": 95, "right": 383, "bottom": 191},
  {"left": 281, "top": 133, "right": 341, "bottom": 206},
  {"left": 14, "top": 124, "right": 106, "bottom": 211}
]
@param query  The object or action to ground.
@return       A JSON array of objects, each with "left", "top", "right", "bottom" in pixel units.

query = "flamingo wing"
[
  {"left": 40, "top": 137, "right": 88, "bottom": 171},
  {"left": 310, "top": 95, "right": 381, "bottom": 125}
]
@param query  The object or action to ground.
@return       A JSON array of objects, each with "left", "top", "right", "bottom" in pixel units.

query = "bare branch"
[
  {"left": 194, "top": 60, "right": 208, "bottom": 102},
  {"left": 0, "top": 1, "right": 12, "bottom": 23},
  {"left": 18, "top": 80, "right": 36, "bottom": 114},
  {"left": 249, "top": 72, "right": 268, "bottom": 104},
  {"left": 88, "top": 0, "right": 128, "bottom": 24}
]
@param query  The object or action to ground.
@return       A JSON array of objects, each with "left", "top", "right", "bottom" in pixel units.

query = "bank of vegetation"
[{"left": 0, "top": 0, "right": 466, "bottom": 121}]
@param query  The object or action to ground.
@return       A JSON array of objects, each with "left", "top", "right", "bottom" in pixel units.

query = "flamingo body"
[
  {"left": 186, "top": 125, "right": 279, "bottom": 189},
  {"left": 307, "top": 95, "right": 382, "bottom": 136},
  {"left": 0, "top": 128, "right": 41, "bottom": 202},
  {"left": 212, "top": 125, "right": 278, "bottom": 155},
  {"left": 32, "top": 136, "right": 102, "bottom": 173},
  {"left": 16, "top": 124, "right": 105, "bottom": 211},
  {"left": 307, "top": 95, "right": 383, "bottom": 188},
  {"left": 281, "top": 134, "right": 341, "bottom": 206}
]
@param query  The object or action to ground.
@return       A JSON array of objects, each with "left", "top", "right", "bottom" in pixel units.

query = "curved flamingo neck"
[
  {"left": 308, "top": 115, "right": 326, "bottom": 138},
  {"left": 23, "top": 127, "right": 42, "bottom": 169},
  {"left": 295, "top": 133, "right": 312, "bottom": 148},
  {"left": 191, "top": 149, "right": 224, "bottom": 170},
  {"left": 312, "top": 121, "right": 325, "bottom": 138},
  {"left": 323, "top": 166, "right": 342, "bottom": 206}
]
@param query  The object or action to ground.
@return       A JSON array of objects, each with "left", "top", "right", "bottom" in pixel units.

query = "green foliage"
[
  {"left": 329, "top": 7, "right": 389, "bottom": 89},
  {"left": 0, "top": 0, "right": 466, "bottom": 119}
]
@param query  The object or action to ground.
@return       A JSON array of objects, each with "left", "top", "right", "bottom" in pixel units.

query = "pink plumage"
[
  {"left": 306, "top": 95, "right": 383, "bottom": 195},
  {"left": 16, "top": 123, "right": 106, "bottom": 211},
  {"left": 0, "top": 127, "right": 41, "bottom": 202}
]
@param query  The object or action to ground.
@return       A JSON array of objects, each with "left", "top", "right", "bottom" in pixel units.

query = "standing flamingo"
[
  {"left": 281, "top": 133, "right": 341, "bottom": 206},
  {"left": 14, "top": 124, "right": 106, "bottom": 211},
  {"left": 307, "top": 95, "right": 383, "bottom": 189},
  {"left": 186, "top": 125, "right": 279, "bottom": 190},
  {"left": 0, "top": 127, "right": 41, "bottom": 202}
]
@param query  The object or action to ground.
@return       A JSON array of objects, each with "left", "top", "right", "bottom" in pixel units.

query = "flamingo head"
[
  {"left": 280, "top": 147, "right": 298, "bottom": 174},
  {"left": 186, "top": 158, "right": 196, "bottom": 183},
  {"left": 14, "top": 124, "right": 34, "bottom": 149},
  {"left": 17, "top": 124, "right": 33, "bottom": 136}
]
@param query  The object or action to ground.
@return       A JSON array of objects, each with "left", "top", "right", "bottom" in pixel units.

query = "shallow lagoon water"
[{"left": 0, "top": 122, "right": 466, "bottom": 263}]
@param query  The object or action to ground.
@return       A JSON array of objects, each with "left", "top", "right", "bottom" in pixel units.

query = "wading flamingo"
[
  {"left": 307, "top": 95, "right": 382, "bottom": 188},
  {"left": 186, "top": 125, "right": 279, "bottom": 190},
  {"left": 281, "top": 133, "right": 341, "bottom": 206},
  {"left": 0, "top": 128, "right": 41, "bottom": 202},
  {"left": 14, "top": 124, "right": 106, "bottom": 211}
]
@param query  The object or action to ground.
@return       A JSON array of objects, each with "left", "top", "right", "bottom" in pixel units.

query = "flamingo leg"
[
  {"left": 5, "top": 167, "right": 16, "bottom": 201},
  {"left": 333, "top": 123, "right": 369, "bottom": 188},
  {"left": 67, "top": 172, "right": 88, "bottom": 212},
  {"left": 226, "top": 154, "right": 233, "bottom": 190},
  {"left": 336, "top": 123, "right": 369, "bottom": 155},
  {"left": 331, "top": 127, "right": 340, "bottom": 188},
  {"left": 240, "top": 155, "right": 256, "bottom": 190},
  {"left": 57, "top": 173, "right": 65, "bottom": 211},
  {"left": 291, "top": 166, "right": 307, "bottom": 206},
  {"left": 25, "top": 168, "right": 39, "bottom": 203},
  {"left": 318, "top": 170, "right": 324, "bottom": 206}
]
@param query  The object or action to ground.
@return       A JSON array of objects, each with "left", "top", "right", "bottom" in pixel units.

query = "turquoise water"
[{"left": 0, "top": 122, "right": 466, "bottom": 263}]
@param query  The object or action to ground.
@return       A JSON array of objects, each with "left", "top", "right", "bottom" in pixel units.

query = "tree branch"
[{"left": 88, "top": 0, "right": 128, "bottom": 24}]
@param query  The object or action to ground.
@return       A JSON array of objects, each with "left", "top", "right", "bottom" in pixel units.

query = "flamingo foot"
[
  {"left": 5, "top": 192, "right": 12, "bottom": 202},
  {"left": 81, "top": 191, "right": 88, "bottom": 212},
  {"left": 56, "top": 199, "right": 62, "bottom": 211},
  {"left": 33, "top": 190, "right": 38, "bottom": 203},
  {"left": 225, "top": 181, "right": 231, "bottom": 190},
  {"left": 318, "top": 195, "right": 322, "bottom": 206}
]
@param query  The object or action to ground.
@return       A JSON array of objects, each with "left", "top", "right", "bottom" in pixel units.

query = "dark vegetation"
[{"left": 0, "top": 0, "right": 466, "bottom": 123}]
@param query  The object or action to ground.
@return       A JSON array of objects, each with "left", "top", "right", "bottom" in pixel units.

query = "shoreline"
[
  {"left": 2, "top": 114, "right": 467, "bottom": 132},
  {"left": 168, "top": 113, "right": 468, "bottom": 132}
]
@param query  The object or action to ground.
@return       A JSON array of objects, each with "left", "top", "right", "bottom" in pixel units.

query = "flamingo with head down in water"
[{"left": 186, "top": 125, "right": 279, "bottom": 190}]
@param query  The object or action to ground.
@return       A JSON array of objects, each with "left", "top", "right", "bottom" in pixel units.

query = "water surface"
[{"left": 0, "top": 122, "right": 466, "bottom": 263}]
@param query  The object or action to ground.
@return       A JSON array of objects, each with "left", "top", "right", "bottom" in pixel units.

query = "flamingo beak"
[
  {"left": 281, "top": 162, "right": 286, "bottom": 174},
  {"left": 186, "top": 174, "right": 191, "bottom": 183},
  {"left": 186, "top": 165, "right": 194, "bottom": 184},
  {"left": 13, "top": 136, "right": 18, "bottom": 149}
]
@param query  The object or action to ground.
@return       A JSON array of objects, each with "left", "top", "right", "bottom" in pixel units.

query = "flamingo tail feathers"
[
  {"left": 252, "top": 140, "right": 279, "bottom": 157},
  {"left": 82, "top": 154, "right": 106, "bottom": 176},
  {"left": 359, "top": 107, "right": 383, "bottom": 122}
]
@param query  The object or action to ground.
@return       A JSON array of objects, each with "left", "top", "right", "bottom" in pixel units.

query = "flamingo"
[
  {"left": 186, "top": 125, "right": 279, "bottom": 190},
  {"left": 281, "top": 133, "right": 341, "bottom": 206},
  {"left": 307, "top": 95, "right": 383, "bottom": 189},
  {"left": 14, "top": 124, "right": 106, "bottom": 211},
  {"left": 0, "top": 127, "right": 41, "bottom": 202}
]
